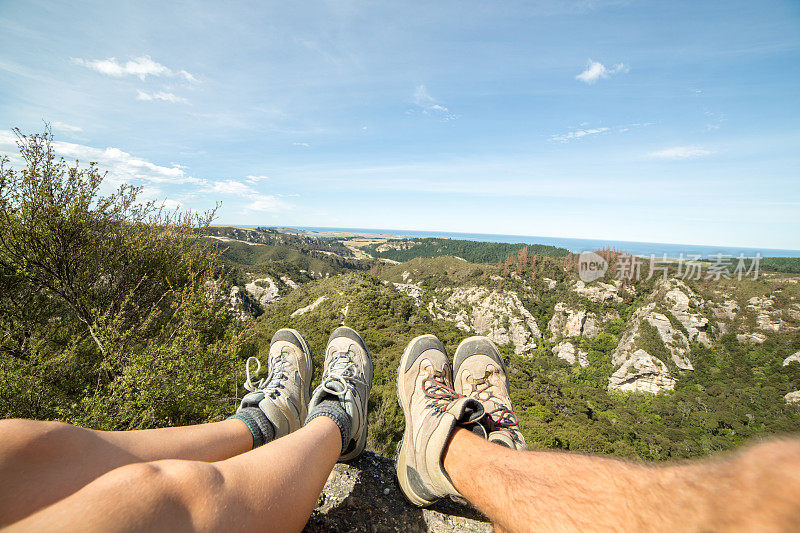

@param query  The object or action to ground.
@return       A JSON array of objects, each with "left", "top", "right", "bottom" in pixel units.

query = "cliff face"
[{"left": 305, "top": 452, "right": 491, "bottom": 533}]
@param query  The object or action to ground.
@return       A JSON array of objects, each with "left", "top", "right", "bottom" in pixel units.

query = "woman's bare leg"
[
  {"left": 0, "top": 417, "right": 251, "bottom": 526},
  {"left": 9, "top": 416, "right": 341, "bottom": 533}
]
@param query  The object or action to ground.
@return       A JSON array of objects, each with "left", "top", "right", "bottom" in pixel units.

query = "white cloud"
[
  {"left": 199, "top": 178, "right": 292, "bottom": 213},
  {"left": 411, "top": 85, "right": 458, "bottom": 120},
  {"left": 136, "top": 90, "right": 188, "bottom": 104},
  {"left": 246, "top": 194, "right": 287, "bottom": 213},
  {"left": 292, "top": 142, "right": 310, "bottom": 147},
  {"left": 647, "top": 146, "right": 712, "bottom": 160},
  {"left": 72, "top": 55, "right": 197, "bottom": 82},
  {"left": 52, "top": 121, "right": 83, "bottom": 133},
  {"left": 245, "top": 175, "right": 269, "bottom": 183},
  {"left": 0, "top": 130, "right": 203, "bottom": 191},
  {"left": 550, "top": 127, "right": 609, "bottom": 143},
  {"left": 206, "top": 179, "right": 253, "bottom": 195},
  {"left": 575, "top": 60, "right": 629, "bottom": 84}
]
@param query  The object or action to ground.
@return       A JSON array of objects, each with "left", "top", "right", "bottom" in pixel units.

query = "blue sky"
[{"left": 1, "top": 0, "right": 799, "bottom": 249}]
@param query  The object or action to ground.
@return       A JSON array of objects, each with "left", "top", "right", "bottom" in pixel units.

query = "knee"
[
  {"left": 104, "top": 460, "right": 227, "bottom": 525},
  {"left": 0, "top": 419, "right": 78, "bottom": 462}
]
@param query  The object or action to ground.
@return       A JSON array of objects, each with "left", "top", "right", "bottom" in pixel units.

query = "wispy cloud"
[
  {"left": 550, "top": 122, "right": 652, "bottom": 143},
  {"left": 292, "top": 142, "right": 310, "bottom": 147},
  {"left": 200, "top": 178, "right": 291, "bottom": 213},
  {"left": 72, "top": 55, "right": 197, "bottom": 82},
  {"left": 411, "top": 85, "right": 458, "bottom": 121},
  {"left": 550, "top": 127, "right": 609, "bottom": 143},
  {"left": 245, "top": 175, "right": 269, "bottom": 183},
  {"left": 575, "top": 60, "right": 629, "bottom": 84},
  {"left": 136, "top": 90, "right": 189, "bottom": 104},
  {"left": 647, "top": 146, "right": 712, "bottom": 160},
  {"left": 52, "top": 121, "right": 83, "bottom": 133},
  {"left": 0, "top": 131, "right": 203, "bottom": 187}
]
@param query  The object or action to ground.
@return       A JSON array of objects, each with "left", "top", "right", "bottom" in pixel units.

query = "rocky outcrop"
[
  {"left": 393, "top": 282, "right": 424, "bottom": 306},
  {"left": 645, "top": 312, "right": 693, "bottom": 370},
  {"left": 746, "top": 296, "right": 781, "bottom": 332},
  {"left": 608, "top": 304, "right": 681, "bottom": 393},
  {"left": 737, "top": 332, "right": 766, "bottom": 344},
  {"left": 785, "top": 391, "right": 800, "bottom": 405},
  {"left": 783, "top": 351, "right": 800, "bottom": 366},
  {"left": 428, "top": 287, "right": 541, "bottom": 355},
  {"left": 552, "top": 341, "right": 588, "bottom": 367},
  {"left": 291, "top": 296, "right": 327, "bottom": 317},
  {"left": 281, "top": 276, "right": 299, "bottom": 290},
  {"left": 245, "top": 277, "right": 280, "bottom": 306},
  {"left": 547, "top": 303, "right": 599, "bottom": 339},
  {"left": 661, "top": 280, "right": 711, "bottom": 347},
  {"left": 608, "top": 349, "right": 677, "bottom": 393},
  {"left": 306, "top": 451, "right": 490, "bottom": 532},
  {"left": 573, "top": 280, "right": 623, "bottom": 303}
]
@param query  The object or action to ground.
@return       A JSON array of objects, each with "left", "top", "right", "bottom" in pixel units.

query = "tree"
[{"left": 0, "top": 128, "right": 246, "bottom": 426}]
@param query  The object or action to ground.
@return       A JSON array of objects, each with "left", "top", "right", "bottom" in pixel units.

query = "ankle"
[{"left": 305, "top": 399, "right": 352, "bottom": 454}]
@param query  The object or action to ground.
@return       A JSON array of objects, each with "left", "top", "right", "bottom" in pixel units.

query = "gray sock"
[
  {"left": 305, "top": 398, "right": 351, "bottom": 454},
  {"left": 229, "top": 407, "right": 276, "bottom": 448}
]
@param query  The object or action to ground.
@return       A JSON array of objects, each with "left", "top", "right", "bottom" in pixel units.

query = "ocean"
[{"left": 293, "top": 226, "right": 800, "bottom": 259}]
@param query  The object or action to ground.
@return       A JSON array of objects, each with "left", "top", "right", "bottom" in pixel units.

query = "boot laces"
[
  {"left": 472, "top": 372, "right": 519, "bottom": 430},
  {"left": 422, "top": 370, "right": 464, "bottom": 415},
  {"left": 320, "top": 347, "right": 366, "bottom": 397},
  {"left": 243, "top": 351, "right": 290, "bottom": 400}
]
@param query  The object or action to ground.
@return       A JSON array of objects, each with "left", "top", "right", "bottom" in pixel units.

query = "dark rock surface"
[{"left": 304, "top": 451, "right": 492, "bottom": 532}]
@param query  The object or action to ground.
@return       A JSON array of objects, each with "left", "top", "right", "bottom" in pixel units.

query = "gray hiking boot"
[
  {"left": 306, "top": 327, "right": 374, "bottom": 461},
  {"left": 236, "top": 328, "right": 314, "bottom": 439},
  {"left": 396, "top": 335, "right": 485, "bottom": 507},
  {"left": 454, "top": 336, "right": 528, "bottom": 451}
]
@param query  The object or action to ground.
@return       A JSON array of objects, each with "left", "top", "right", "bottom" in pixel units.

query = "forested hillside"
[{"left": 364, "top": 237, "right": 568, "bottom": 263}]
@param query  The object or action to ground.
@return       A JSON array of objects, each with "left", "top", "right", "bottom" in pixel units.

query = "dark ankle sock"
[
  {"left": 229, "top": 407, "right": 276, "bottom": 448},
  {"left": 305, "top": 398, "right": 351, "bottom": 454}
]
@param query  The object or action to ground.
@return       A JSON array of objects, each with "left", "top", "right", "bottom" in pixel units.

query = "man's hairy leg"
[
  {"left": 444, "top": 427, "right": 800, "bottom": 533},
  {"left": 9, "top": 416, "right": 340, "bottom": 533},
  {"left": 0, "top": 417, "right": 251, "bottom": 526}
]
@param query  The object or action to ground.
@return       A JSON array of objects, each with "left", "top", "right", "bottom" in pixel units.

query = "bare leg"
[
  {"left": 9, "top": 417, "right": 340, "bottom": 533},
  {"left": 444, "top": 428, "right": 800, "bottom": 533},
  {"left": 0, "top": 417, "right": 251, "bottom": 526}
]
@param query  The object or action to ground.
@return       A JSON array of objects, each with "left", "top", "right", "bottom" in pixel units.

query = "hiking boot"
[
  {"left": 396, "top": 335, "right": 485, "bottom": 507},
  {"left": 306, "top": 326, "right": 374, "bottom": 461},
  {"left": 235, "top": 328, "right": 314, "bottom": 440},
  {"left": 454, "top": 336, "right": 528, "bottom": 451}
]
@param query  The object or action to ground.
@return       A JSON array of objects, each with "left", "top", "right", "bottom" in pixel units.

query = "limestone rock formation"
[
  {"left": 573, "top": 280, "right": 623, "bottom": 303},
  {"left": 291, "top": 296, "right": 327, "bottom": 317},
  {"left": 746, "top": 296, "right": 781, "bottom": 332},
  {"left": 661, "top": 279, "right": 711, "bottom": 347},
  {"left": 607, "top": 303, "right": 684, "bottom": 393},
  {"left": 393, "top": 282, "right": 424, "bottom": 306},
  {"left": 783, "top": 351, "right": 800, "bottom": 366},
  {"left": 737, "top": 332, "right": 766, "bottom": 344},
  {"left": 645, "top": 312, "right": 693, "bottom": 370},
  {"left": 608, "top": 349, "right": 677, "bottom": 393},
  {"left": 428, "top": 287, "right": 541, "bottom": 354},
  {"left": 305, "top": 451, "right": 491, "bottom": 532},
  {"left": 785, "top": 391, "right": 800, "bottom": 405},
  {"left": 547, "top": 303, "right": 599, "bottom": 339},
  {"left": 245, "top": 277, "right": 280, "bottom": 307},
  {"left": 552, "top": 341, "right": 588, "bottom": 367}
]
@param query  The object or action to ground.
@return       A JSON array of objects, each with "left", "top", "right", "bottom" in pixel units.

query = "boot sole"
[{"left": 396, "top": 335, "right": 442, "bottom": 507}]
